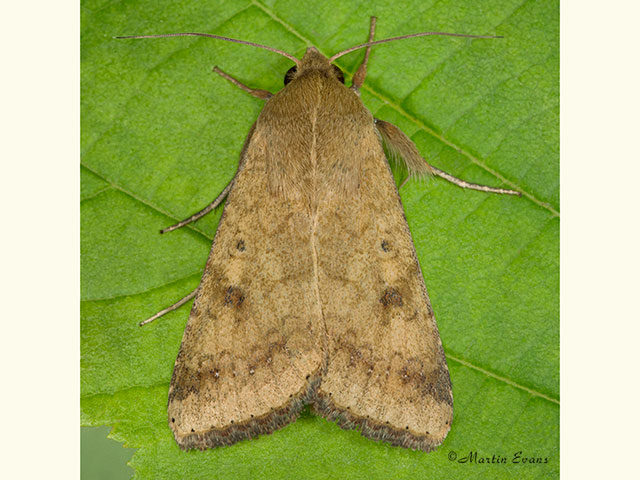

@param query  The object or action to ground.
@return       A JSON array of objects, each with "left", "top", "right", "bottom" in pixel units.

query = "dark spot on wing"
[
  {"left": 424, "top": 362, "right": 453, "bottom": 406},
  {"left": 169, "top": 353, "right": 218, "bottom": 402},
  {"left": 236, "top": 240, "right": 245, "bottom": 251},
  {"left": 398, "top": 353, "right": 453, "bottom": 407},
  {"left": 381, "top": 240, "right": 390, "bottom": 252},
  {"left": 380, "top": 287, "right": 403, "bottom": 307},
  {"left": 224, "top": 286, "right": 245, "bottom": 307}
]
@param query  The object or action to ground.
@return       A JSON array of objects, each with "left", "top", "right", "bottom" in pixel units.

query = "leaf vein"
[
  {"left": 82, "top": 272, "right": 202, "bottom": 303},
  {"left": 447, "top": 353, "right": 559, "bottom": 404},
  {"left": 80, "top": 162, "right": 215, "bottom": 241}
]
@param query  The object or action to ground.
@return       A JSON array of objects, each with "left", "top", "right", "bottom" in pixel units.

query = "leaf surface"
[{"left": 81, "top": 0, "right": 558, "bottom": 478}]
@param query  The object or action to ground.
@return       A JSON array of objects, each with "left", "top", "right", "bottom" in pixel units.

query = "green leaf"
[{"left": 81, "top": 0, "right": 558, "bottom": 478}]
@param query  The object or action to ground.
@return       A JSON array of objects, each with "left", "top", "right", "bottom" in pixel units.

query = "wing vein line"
[{"left": 309, "top": 97, "right": 327, "bottom": 337}]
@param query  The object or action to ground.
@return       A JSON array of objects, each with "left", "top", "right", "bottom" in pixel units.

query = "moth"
[{"left": 121, "top": 18, "right": 519, "bottom": 452}]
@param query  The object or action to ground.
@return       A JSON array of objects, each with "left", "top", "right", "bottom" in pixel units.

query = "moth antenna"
[
  {"left": 330, "top": 31, "right": 502, "bottom": 62},
  {"left": 115, "top": 32, "right": 300, "bottom": 66}
]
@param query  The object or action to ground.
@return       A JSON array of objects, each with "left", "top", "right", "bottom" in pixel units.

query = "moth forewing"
[
  {"left": 306, "top": 65, "right": 453, "bottom": 449},
  {"left": 167, "top": 111, "right": 325, "bottom": 449}
]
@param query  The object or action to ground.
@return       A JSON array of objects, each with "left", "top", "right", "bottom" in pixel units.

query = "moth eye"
[
  {"left": 284, "top": 66, "right": 297, "bottom": 85},
  {"left": 332, "top": 65, "right": 345, "bottom": 84}
]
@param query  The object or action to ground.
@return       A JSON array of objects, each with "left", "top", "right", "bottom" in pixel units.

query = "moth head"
[{"left": 284, "top": 47, "right": 344, "bottom": 86}]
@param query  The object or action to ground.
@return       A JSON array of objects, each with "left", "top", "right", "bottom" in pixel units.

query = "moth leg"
[
  {"left": 161, "top": 179, "right": 234, "bottom": 234},
  {"left": 375, "top": 118, "right": 521, "bottom": 196},
  {"left": 139, "top": 289, "right": 197, "bottom": 326},
  {"left": 429, "top": 165, "right": 521, "bottom": 195},
  {"left": 213, "top": 66, "right": 273, "bottom": 99},
  {"left": 351, "top": 16, "right": 377, "bottom": 93}
]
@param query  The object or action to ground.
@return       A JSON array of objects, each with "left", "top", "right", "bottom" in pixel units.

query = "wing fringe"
[
  {"left": 313, "top": 391, "right": 447, "bottom": 452},
  {"left": 173, "top": 372, "right": 322, "bottom": 450}
]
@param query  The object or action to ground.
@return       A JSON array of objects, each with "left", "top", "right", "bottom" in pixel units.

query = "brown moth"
[{"left": 122, "top": 18, "right": 519, "bottom": 452}]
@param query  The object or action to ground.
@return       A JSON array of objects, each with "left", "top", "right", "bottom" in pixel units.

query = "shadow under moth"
[{"left": 120, "top": 17, "right": 519, "bottom": 452}]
